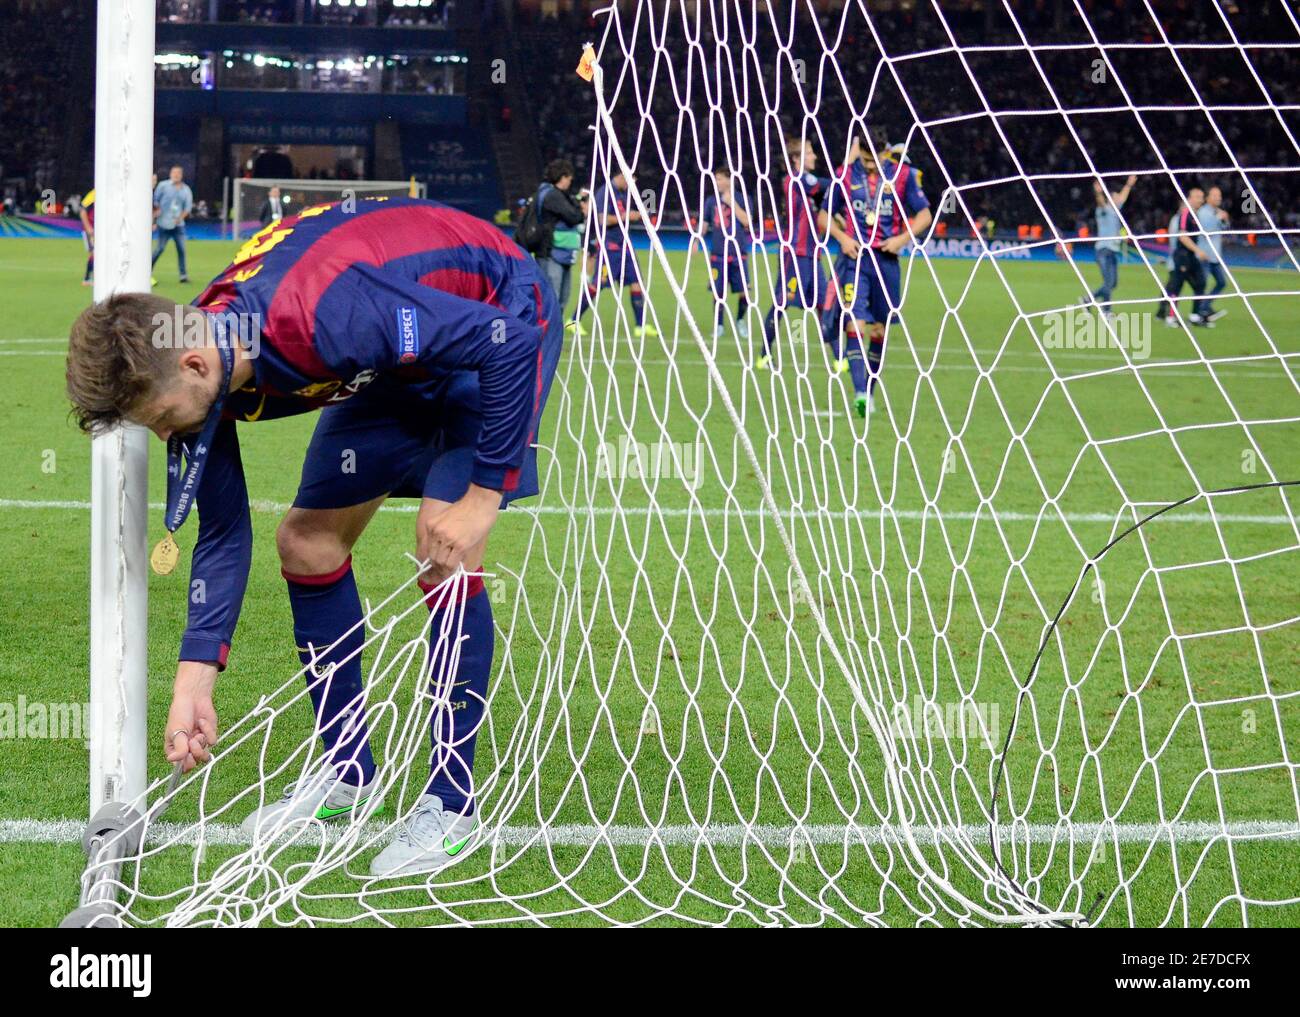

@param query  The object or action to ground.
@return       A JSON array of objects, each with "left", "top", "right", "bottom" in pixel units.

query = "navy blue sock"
[
  {"left": 820, "top": 308, "right": 842, "bottom": 356},
  {"left": 419, "top": 576, "right": 494, "bottom": 816},
  {"left": 285, "top": 556, "right": 377, "bottom": 786},
  {"left": 630, "top": 290, "right": 645, "bottom": 327},
  {"left": 762, "top": 305, "right": 779, "bottom": 353},
  {"left": 844, "top": 339, "right": 868, "bottom": 393},
  {"left": 866, "top": 339, "right": 884, "bottom": 393}
]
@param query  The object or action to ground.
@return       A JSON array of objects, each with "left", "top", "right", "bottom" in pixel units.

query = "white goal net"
[{"left": 75, "top": 0, "right": 1300, "bottom": 927}]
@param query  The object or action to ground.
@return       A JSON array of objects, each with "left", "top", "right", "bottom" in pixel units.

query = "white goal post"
[
  {"left": 88, "top": 0, "right": 154, "bottom": 816},
  {"left": 229, "top": 178, "right": 427, "bottom": 239}
]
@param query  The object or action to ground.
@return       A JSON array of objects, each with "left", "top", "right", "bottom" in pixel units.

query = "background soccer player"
[
  {"left": 759, "top": 136, "right": 832, "bottom": 369},
  {"left": 78, "top": 188, "right": 95, "bottom": 286},
  {"left": 699, "top": 167, "right": 753, "bottom": 338},
  {"left": 1085, "top": 174, "right": 1137, "bottom": 318},
  {"left": 823, "top": 133, "right": 931, "bottom": 417},
  {"left": 573, "top": 168, "right": 655, "bottom": 337},
  {"left": 65, "top": 197, "right": 563, "bottom": 878}
]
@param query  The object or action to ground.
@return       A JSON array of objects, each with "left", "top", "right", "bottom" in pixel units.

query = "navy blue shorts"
[
  {"left": 776, "top": 254, "right": 827, "bottom": 311},
  {"left": 294, "top": 317, "right": 563, "bottom": 511},
  {"left": 709, "top": 255, "right": 747, "bottom": 298},
  {"left": 589, "top": 244, "right": 643, "bottom": 290},
  {"left": 829, "top": 248, "right": 901, "bottom": 328}
]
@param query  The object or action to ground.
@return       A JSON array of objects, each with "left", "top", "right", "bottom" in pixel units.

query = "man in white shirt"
[
  {"left": 152, "top": 164, "right": 194, "bottom": 283},
  {"left": 1194, "top": 185, "right": 1230, "bottom": 322}
]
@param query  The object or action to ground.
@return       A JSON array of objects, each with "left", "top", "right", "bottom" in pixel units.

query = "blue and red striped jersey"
[
  {"left": 197, "top": 196, "right": 549, "bottom": 489},
  {"left": 781, "top": 172, "right": 830, "bottom": 258},
  {"left": 826, "top": 158, "right": 928, "bottom": 250},
  {"left": 591, "top": 184, "right": 630, "bottom": 253},
  {"left": 700, "top": 187, "right": 751, "bottom": 261}
]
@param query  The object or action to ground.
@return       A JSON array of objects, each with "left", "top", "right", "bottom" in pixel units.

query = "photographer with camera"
[{"left": 529, "top": 158, "right": 588, "bottom": 315}]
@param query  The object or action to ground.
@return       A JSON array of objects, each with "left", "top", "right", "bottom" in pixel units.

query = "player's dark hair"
[
  {"left": 544, "top": 158, "right": 576, "bottom": 185},
  {"left": 67, "top": 292, "right": 189, "bottom": 435},
  {"left": 713, "top": 166, "right": 731, "bottom": 178}
]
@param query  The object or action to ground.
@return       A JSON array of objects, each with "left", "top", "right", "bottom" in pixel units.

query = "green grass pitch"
[{"left": 0, "top": 235, "right": 1297, "bottom": 926}]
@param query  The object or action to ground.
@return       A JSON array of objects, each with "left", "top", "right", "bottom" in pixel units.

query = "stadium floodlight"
[{"left": 229, "top": 178, "right": 427, "bottom": 239}]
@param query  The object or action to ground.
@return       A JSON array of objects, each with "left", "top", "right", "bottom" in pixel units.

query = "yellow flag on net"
[{"left": 576, "top": 44, "right": 596, "bottom": 81}]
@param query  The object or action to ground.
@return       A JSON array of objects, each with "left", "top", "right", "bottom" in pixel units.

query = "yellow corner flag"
[{"left": 576, "top": 44, "right": 596, "bottom": 81}]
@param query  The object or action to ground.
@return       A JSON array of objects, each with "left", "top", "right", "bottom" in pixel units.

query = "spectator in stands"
[
  {"left": 532, "top": 158, "right": 588, "bottom": 315},
  {"left": 152, "top": 165, "right": 194, "bottom": 283},
  {"left": 258, "top": 185, "right": 287, "bottom": 227}
]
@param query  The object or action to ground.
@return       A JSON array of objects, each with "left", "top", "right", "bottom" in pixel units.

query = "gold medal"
[
  {"left": 865, "top": 210, "right": 877, "bottom": 227},
  {"left": 151, "top": 532, "right": 181, "bottom": 576}
]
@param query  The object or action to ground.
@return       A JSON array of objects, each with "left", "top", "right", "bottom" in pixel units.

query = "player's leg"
[
  {"left": 241, "top": 392, "right": 431, "bottom": 835},
  {"left": 82, "top": 232, "right": 93, "bottom": 285},
  {"left": 1187, "top": 257, "right": 1209, "bottom": 324},
  {"left": 822, "top": 258, "right": 871, "bottom": 408},
  {"left": 1156, "top": 256, "right": 1185, "bottom": 322},
  {"left": 150, "top": 227, "right": 168, "bottom": 267},
  {"left": 371, "top": 307, "right": 561, "bottom": 877},
  {"left": 732, "top": 260, "right": 750, "bottom": 339},
  {"left": 862, "top": 249, "right": 901, "bottom": 409},
  {"left": 572, "top": 257, "right": 607, "bottom": 334},
  {"left": 277, "top": 495, "right": 388, "bottom": 781},
  {"left": 174, "top": 223, "right": 190, "bottom": 282},
  {"left": 760, "top": 256, "right": 799, "bottom": 365},
  {"left": 414, "top": 492, "right": 492, "bottom": 815},
  {"left": 1092, "top": 248, "right": 1116, "bottom": 311},
  {"left": 1205, "top": 262, "right": 1228, "bottom": 320},
  {"left": 709, "top": 256, "right": 727, "bottom": 337},
  {"left": 625, "top": 250, "right": 651, "bottom": 335}
]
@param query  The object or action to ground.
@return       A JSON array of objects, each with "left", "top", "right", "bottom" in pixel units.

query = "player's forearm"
[
  {"left": 175, "top": 660, "right": 218, "bottom": 697},
  {"left": 908, "top": 207, "right": 933, "bottom": 238},
  {"left": 181, "top": 421, "right": 253, "bottom": 670},
  {"left": 827, "top": 219, "right": 854, "bottom": 248},
  {"left": 1179, "top": 234, "right": 1200, "bottom": 253},
  {"left": 470, "top": 322, "right": 545, "bottom": 490}
]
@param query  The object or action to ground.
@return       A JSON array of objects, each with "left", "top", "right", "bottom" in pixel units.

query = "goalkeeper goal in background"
[{"left": 69, "top": 0, "right": 1299, "bottom": 928}]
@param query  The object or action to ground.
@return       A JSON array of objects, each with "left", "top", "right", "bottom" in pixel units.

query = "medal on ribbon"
[{"left": 153, "top": 339, "right": 235, "bottom": 576}]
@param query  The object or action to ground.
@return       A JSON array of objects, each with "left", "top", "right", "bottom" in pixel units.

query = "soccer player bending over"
[
  {"left": 822, "top": 133, "right": 931, "bottom": 417},
  {"left": 699, "top": 167, "right": 754, "bottom": 339},
  {"left": 759, "top": 136, "right": 833, "bottom": 369},
  {"left": 65, "top": 197, "right": 563, "bottom": 878}
]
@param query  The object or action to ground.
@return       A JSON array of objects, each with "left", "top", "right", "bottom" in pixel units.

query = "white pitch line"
[
  {"left": 0, "top": 497, "right": 1294, "bottom": 527},
  {"left": 1, "top": 816, "right": 1297, "bottom": 849}
]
